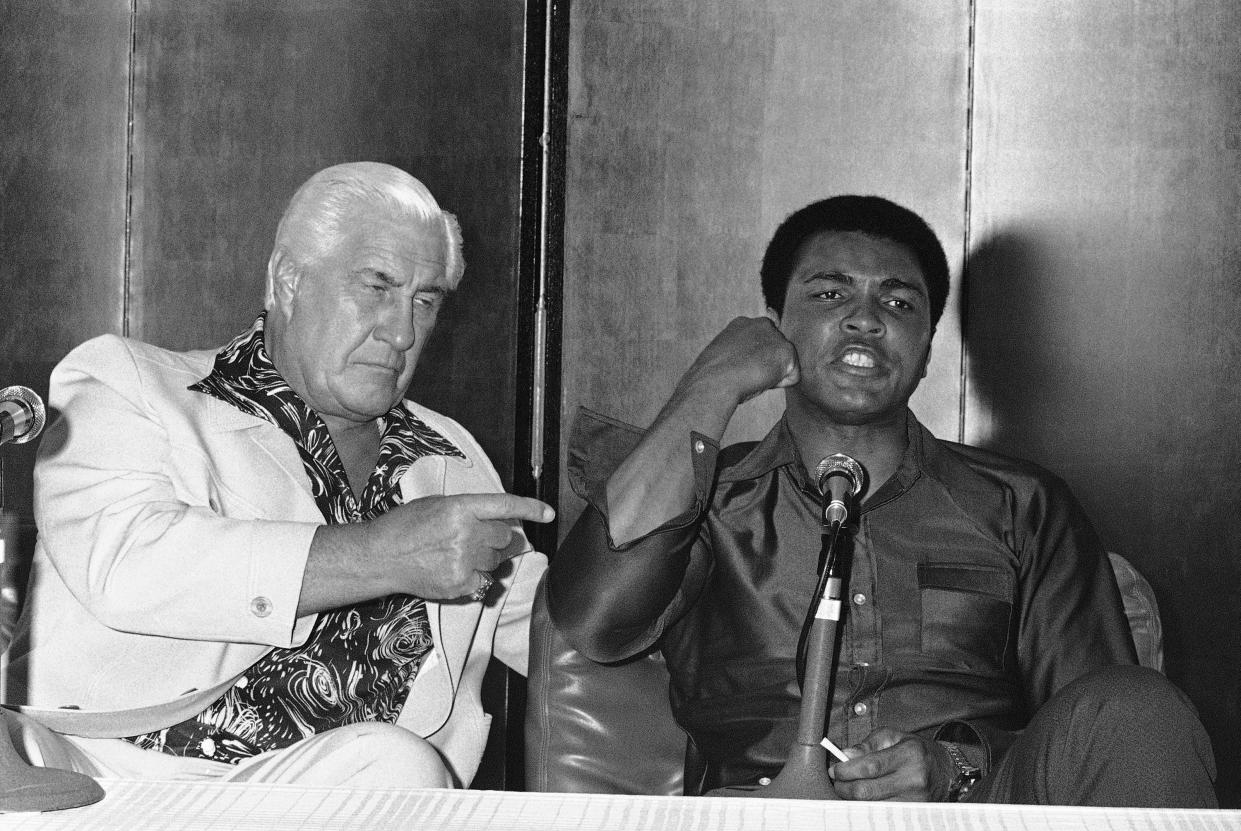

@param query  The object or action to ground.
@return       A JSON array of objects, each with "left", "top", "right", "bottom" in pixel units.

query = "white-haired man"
[{"left": 4, "top": 162, "right": 552, "bottom": 790}]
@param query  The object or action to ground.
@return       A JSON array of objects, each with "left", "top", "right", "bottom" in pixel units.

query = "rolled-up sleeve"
[{"left": 549, "top": 408, "right": 718, "bottom": 662}]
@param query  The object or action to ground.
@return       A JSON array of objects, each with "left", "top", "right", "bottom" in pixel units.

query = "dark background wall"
[{"left": 560, "top": 1, "right": 1241, "bottom": 805}]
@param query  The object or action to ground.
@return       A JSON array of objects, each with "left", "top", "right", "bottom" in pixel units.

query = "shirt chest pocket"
[{"left": 917, "top": 562, "right": 1014, "bottom": 668}]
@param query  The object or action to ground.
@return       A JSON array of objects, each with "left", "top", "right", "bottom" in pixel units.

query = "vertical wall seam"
[
  {"left": 513, "top": 0, "right": 568, "bottom": 552},
  {"left": 530, "top": 0, "right": 555, "bottom": 485},
  {"left": 121, "top": 1, "right": 137, "bottom": 338},
  {"left": 958, "top": 0, "right": 978, "bottom": 444}
]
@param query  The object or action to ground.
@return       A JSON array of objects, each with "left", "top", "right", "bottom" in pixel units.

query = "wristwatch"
[{"left": 939, "top": 741, "right": 982, "bottom": 802}]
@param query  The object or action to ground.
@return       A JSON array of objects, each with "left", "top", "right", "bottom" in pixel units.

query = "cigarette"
[{"left": 820, "top": 737, "right": 850, "bottom": 763}]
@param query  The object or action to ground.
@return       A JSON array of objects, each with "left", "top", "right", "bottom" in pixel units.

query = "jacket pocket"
[{"left": 917, "top": 563, "right": 1014, "bottom": 668}]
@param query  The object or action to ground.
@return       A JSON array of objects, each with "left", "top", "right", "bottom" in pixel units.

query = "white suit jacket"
[{"left": 7, "top": 334, "right": 546, "bottom": 787}]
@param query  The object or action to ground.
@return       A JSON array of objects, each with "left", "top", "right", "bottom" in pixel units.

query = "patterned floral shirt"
[{"left": 124, "top": 314, "right": 465, "bottom": 763}]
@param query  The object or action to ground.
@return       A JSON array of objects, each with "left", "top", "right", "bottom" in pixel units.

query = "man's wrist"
[{"left": 669, "top": 371, "right": 749, "bottom": 423}]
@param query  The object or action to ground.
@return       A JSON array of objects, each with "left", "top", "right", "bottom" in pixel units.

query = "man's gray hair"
[{"left": 268, "top": 162, "right": 464, "bottom": 302}]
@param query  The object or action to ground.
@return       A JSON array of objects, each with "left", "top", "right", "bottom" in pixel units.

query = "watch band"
[{"left": 939, "top": 741, "right": 982, "bottom": 802}]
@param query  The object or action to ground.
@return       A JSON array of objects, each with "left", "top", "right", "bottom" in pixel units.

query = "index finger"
[{"left": 461, "top": 492, "right": 556, "bottom": 524}]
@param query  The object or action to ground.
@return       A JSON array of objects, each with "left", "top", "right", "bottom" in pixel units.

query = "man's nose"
[
  {"left": 375, "top": 296, "right": 417, "bottom": 350},
  {"left": 842, "top": 297, "right": 884, "bottom": 336}
]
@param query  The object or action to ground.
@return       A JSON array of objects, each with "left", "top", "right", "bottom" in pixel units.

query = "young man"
[{"left": 548, "top": 196, "right": 1216, "bottom": 806}]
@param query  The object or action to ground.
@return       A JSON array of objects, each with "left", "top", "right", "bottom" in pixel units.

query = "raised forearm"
[
  {"left": 552, "top": 316, "right": 799, "bottom": 659},
  {"left": 605, "top": 377, "right": 740, "bottom": 545},
  {"left": 607, "top": 316, "right": 799, "bottom": 543}
]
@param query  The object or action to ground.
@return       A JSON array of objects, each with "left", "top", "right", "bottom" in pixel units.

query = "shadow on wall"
[
  {"left": 960, "top": 229, "right": 1066, "bottom": 461},
  {"left": 958, "top": 228, "right": 1121, "bottom": 471},
  {"left": 960, "top": 229, "right": 1241, "bottom": 804},
  {"left": 959, "top": 226, "right": 1149, "bottom": 598}
]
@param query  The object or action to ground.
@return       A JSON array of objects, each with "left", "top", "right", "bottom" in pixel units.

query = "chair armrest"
[{"left": 525, "top": 574, "right": 685, "bottom": 795}]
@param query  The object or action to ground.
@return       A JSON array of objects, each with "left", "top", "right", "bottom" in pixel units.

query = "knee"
[
  {"left": 1031, "top": 666, "right": 1217, "bottom": 806},
  {"left": 326, "top": 723, "right": 454, "bottom": 789},
  {"left": 1055, "top": 665, "right": 1206, "bottom": 742},
  {"left": 1064, "top": 665, "right": 1193, "bottom": 717}
]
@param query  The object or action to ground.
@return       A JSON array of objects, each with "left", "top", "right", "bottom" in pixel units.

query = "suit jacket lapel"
[{"left": 195, "top": 394, "right": 319, "bottom": 519}]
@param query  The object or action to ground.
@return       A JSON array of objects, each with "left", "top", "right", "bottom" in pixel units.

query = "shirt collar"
[
  {"left": 718, "top": 409, "right": 928, "bottom": 507},
  {"left": 187, "top": 312, "right": 298, "bottom": 431},
  {"left": 189, "top": 313, "right": 463, "bottom": 525},
  {"left": 717, "top": 416, "right": 802, "bottom": 485}
]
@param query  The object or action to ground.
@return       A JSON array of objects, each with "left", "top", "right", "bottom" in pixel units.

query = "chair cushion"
[{"left": 1107, "top": 552, "right": 1164, "bottom": 672}]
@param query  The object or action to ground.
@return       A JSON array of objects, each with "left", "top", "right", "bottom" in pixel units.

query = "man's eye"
[
  {"left": 812, "top": 289, "right": 843, "bottom": 301},
  {"left": 886, "top": 297, "right": 915, "bottom": 311}
]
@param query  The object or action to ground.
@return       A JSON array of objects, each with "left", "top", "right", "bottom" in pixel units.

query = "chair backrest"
[{"left": 525, "top": 553, "right": 1162, "bottom": 794}]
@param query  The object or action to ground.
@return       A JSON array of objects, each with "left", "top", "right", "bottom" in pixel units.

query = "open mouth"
[
  {"left": 833, "top": 345, "right": 887, "bottom": 374},
  {"left": 839, "top": 349, "right": 876, "bottom": 369}
]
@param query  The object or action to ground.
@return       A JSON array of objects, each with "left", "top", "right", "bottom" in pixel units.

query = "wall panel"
[
  {"left": 0, "top": 1, "right": 130, "bottom": 561},
  {"left": 560, "top": 0, "right": 971, "bottom": 521},
  {"left": 967, "top": 2, "right": 1241, "bottom": 802},
  {"left": 2, "top": 0, "right": 530, "bottom": 501}
]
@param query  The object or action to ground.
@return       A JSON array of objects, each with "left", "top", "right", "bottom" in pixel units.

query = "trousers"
[
  {"left": 5, "top": 712, "right": 453, "bottom": 789},
  {"left": 967, "top": 665, "right": 1217, "bottom": 807}
]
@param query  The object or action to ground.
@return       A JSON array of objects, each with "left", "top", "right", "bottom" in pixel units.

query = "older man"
[
  {"left": 5, "top": 162, "right": 551, "bottom": 789},
  {"left": 549, "top": 195, "right": 1216, "bottom": 806}
]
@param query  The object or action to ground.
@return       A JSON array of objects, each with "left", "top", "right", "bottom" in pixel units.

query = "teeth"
[{"left": 841, "top": 350, "right": 875, "bottom": 368}]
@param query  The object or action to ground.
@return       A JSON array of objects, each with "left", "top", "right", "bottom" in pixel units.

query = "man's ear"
[
  {"left": 265, "top": 249, "right": 300, "bottom": 313},
  {"left": 764, "top": 306, "right": 782, "bottom": 326},
  {"left": 921, "top": 341, "right": 933, "bottom": 380}
]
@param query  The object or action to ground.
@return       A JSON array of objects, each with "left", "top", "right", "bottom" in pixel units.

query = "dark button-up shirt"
[{"left": 552, "top": 408, "right": 1137, "bottom": 793}]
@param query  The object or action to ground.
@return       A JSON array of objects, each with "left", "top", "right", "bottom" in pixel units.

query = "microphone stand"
[
  {"left": 710, "top": 453, "right": 863, "bottom": 800},
  {"left": 754, "top": 516, "right": 850, "bottom": 800}
]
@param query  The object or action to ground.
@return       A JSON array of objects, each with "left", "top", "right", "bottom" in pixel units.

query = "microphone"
[
  {"left": 0, "top": 386, "right": 46, "bottom": 447},
  {"left": 814, "top": 454, "right": 864, "bottom": 527}
]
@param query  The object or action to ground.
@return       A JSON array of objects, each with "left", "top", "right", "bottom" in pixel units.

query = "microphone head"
[
  {"left": 1, "top": 385, "right": 47, "bottom": 445},
  {"left": 814, "top": 453, "right": 865, "bottom": 497}
]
